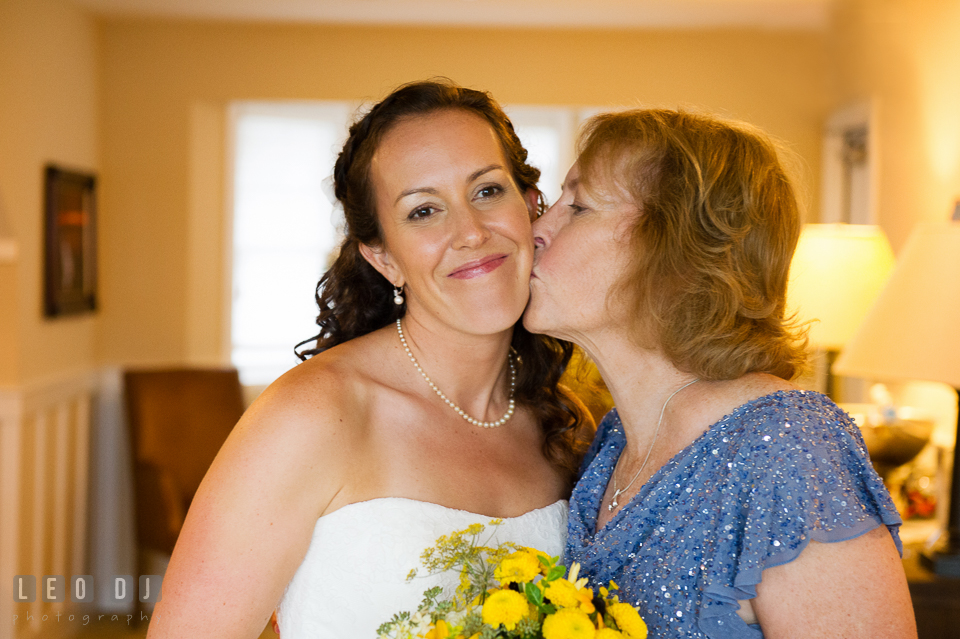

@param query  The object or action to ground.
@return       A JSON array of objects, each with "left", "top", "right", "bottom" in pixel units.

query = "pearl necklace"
[
  {"left": 396, "top": 319, "right": 516, "bottom": 428},
  {"left": 608, "top": 377, "right": 700, "bottom": 511}
]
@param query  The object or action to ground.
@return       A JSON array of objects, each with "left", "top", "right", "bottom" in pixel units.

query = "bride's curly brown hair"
[{"left": 295, "top": 79, "right": 589, "bottom": 478}]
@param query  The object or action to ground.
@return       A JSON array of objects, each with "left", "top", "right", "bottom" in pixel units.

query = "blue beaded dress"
[{"left": 566, "top": 390, "right": 902, "bottom": 639}]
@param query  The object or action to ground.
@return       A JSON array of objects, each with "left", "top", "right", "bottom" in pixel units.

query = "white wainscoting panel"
[
  {"left": 86, "top": 368, "right": 137, "bottom": 615},
  {"left": 0, "top": 370, "right": 98, "bottom": 639}
]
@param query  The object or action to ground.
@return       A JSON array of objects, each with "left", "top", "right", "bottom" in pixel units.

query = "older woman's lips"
[{"left": 448, "top": 254, "right": 507, "bottom": 279}]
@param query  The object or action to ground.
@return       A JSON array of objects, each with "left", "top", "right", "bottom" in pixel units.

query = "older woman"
[{"left": 524, "top": 110, "right": 916, "bottom": 638}]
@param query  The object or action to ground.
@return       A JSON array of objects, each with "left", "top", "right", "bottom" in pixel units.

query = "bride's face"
[{"left": 362, "top": 108, "right": 539, "bottom": 335}]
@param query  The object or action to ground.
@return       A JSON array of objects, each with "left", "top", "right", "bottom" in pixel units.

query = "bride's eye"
[
  {"left": 475, "top": 184, "right": 504, "bottom": 200},
  {"left": 408, "top": 205, "right": 438, "bottom": 220}
]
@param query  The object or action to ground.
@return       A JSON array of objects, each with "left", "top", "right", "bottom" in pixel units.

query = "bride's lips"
[{"left": 448, "top": 254, "right": 508, "bottom": 279}]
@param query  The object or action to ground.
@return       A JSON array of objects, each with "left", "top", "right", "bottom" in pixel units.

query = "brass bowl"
[{"left": 840, "top": 404, "right": 934, "bottom": 479}]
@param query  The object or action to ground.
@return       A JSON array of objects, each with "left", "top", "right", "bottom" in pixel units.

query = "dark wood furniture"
[
  {"left": 905, "top": 545, "right": 960, "bottom": 638},
  {"left": 124, "top": 368, "right": 245, "bottom": 571}
]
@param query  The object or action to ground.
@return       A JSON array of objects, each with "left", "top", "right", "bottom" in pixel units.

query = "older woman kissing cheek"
[{"left": 525, "top": 109, "right": 916, "bottom": 638}]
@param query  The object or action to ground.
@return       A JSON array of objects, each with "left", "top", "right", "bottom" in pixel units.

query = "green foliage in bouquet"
[{"left": 377, "top": 522, "right": 647, "bottom": 639}]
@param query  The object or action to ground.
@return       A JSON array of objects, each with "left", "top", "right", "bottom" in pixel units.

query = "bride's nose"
[{"left": 452, "top": 207, "right": 491, "bottom": 249}]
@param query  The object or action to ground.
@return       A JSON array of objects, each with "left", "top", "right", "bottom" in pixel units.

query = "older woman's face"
[{"left": 524, "top": 162, "right": 637, "bottom": 343}]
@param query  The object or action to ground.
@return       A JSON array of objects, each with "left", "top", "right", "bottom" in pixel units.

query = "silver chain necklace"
[
  {"left": 608, "top": 377, "right": 701, "bottom": 511},
  {"left": 396, "top": 319, "right": 516, "bottom": 428}
]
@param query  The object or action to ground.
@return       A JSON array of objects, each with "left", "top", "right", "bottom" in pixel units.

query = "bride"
[{"left": 147, "top": 81, "right": 590, "bottom": 638}]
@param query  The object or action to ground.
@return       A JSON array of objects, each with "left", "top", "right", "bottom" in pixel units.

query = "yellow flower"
[
  {"left": 457, "top": 569, "right": 472, "bottom": 594},
  {"left": 595, "top": 629, "right": 625, "bottom": 639},
  {"left": 541, "top": 608, "right": 597, "bottom": 639},
  {"left": 545, "top": 578, "right": 580, "bottom": 608},
  {"left": 578, "top": 590, "right": 596, "bottom": 614},
  {"left": 600, "top": 581, "right": 620, "bottom": 603},
  {"left": 525, "top": 547, "right": 553, "bottom": 575},
  {"left": 481, "top": 589, "right": 529, "bottom": 631},
  {"left": 546, "top": 578, "right": 595, "bottom": 613},
  {"left": 607, "top": 603, "right": 647, "bottom": 639},
  {"left": 495, "top": 549, "right": 542, "bottom": 585},
  {"left": 545, "top": 579, "right": 579, "bottom": 607},
  {"left": 424, "top": 620, "right": 449, "bottom": 639}
]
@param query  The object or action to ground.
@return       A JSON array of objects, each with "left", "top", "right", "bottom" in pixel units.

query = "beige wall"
[
  {"left": 0, "top": 263, "right": 17, "bottom": 384},
  {"left": 830, "top": 0, "right": 960, "bottom": 250},
  {"left": 98, "top": 19, "right": 831, "bottom": 367},
  {"left": 3, "top": 2, "right": 957, "bottom": 382},
  {"left": 0, "top": 0, "right": 101, "bottom": 386}
]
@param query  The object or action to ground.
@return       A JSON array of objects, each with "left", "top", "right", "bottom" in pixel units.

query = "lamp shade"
[
  {"left": 834, "top": 221, "right": 960, "bottom": 388},
  {"left": 787, "top": 224, "right": 895, "bottom": 349}
]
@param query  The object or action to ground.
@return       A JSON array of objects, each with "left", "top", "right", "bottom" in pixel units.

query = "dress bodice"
[
  {"left": 277, "top": 497, "right": 568, "bottom": 638},
  {"left": 565, "top": 390, "right": 902, "bottom": 639}
]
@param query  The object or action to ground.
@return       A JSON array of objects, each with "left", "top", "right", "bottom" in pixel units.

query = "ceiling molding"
[{"left": 68, "top": 0, "right": 832, "bottom": 30}]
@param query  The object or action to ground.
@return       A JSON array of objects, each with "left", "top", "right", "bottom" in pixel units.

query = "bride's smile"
[
  {"left": 362, "top": 107, "right": 539, "bottom": 337},
  {"left": 447, "top": 252, "right": 508, "bottom": 279}
]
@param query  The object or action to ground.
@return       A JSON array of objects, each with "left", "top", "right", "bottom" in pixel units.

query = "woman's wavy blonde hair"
[{"left": 578, "top": 108, "right": 807, "bottom": 381}]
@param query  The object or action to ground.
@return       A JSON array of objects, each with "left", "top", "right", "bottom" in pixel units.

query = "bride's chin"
[
  {"left": 469, "top": 309, "right": 525, "bottom": 335},
  {"left": 449, "top": 291, "right": 529, "bottom": 334},
  {"left": 454, "top": 303, "right": 526, "bottom": 336}
]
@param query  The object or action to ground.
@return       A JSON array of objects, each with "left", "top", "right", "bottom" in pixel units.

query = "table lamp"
[
  {"left": 834, "top": 220, "right": 960, "bottom": 576},
  {"left": 787, "top": 224, "right": 895, "bottom": 398}
]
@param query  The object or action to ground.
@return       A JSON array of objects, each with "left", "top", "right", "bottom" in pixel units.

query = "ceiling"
[{"left": 67, "top": 0, "right": 832, "bottom": 30}]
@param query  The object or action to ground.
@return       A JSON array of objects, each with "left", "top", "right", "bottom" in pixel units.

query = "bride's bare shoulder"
[
  {"left": 238, "top": 327, "right": 396, "bottom": 448},
  {"left": 192, "top": 330, "right": 397, "bottom": 517},
  {"left": 152, "top": 333, "right": 400, "bottom": 638}
]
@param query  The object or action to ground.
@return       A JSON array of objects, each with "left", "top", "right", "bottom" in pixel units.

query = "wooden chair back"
[{"left": 124, "top": 368, "right": 244, "bottom": 554}]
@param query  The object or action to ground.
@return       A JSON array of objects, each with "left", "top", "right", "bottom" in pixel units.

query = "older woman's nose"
[{"left": 532, "top": 201, "right": 561, "bottom": 249}]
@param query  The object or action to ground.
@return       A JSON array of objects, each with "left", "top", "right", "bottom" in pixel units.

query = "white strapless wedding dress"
[{"left": 276, "top": 498, "right": 568, "bottom": 638}]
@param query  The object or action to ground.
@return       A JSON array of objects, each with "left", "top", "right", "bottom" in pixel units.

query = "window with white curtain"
[
  {"left": 229, "top": 102, "right": 352, "bottom": 385},
  {"left": 228, "top": 102, "right": 589, "bottom": 387},
  {"left": 504, "top": 106, "right": 578, "bottom": 207}
]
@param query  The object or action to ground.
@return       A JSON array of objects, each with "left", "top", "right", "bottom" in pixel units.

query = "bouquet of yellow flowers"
[{"left": 377, "top": 521, "right": 647, "bottom": 639}]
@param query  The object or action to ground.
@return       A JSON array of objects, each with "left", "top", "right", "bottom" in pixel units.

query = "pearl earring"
[{"left": 393, "top": 286, "right": 404, "bottom": 305}]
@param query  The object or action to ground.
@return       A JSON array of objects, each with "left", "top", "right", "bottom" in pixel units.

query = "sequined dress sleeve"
[{"left": 564, "top": 390, "right": 903, "bottom": 639}]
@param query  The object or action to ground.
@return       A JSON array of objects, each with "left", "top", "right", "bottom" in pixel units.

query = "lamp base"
[{"left": 921, "top": 390, "right": 960, "bottom": 579}]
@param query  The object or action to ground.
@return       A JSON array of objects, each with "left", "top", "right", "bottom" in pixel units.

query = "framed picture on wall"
[{"left": 44, "top": 165, "right": 97, "bottom": 317}]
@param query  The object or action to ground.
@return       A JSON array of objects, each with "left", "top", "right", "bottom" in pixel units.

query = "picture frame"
[{"left": 44, "top": 165, "right": 97, "bottom": 317}]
